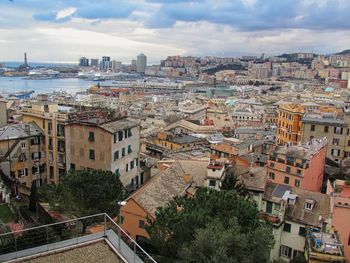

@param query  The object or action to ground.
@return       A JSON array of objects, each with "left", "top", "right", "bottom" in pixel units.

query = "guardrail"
[{"left": 0, "top": 213, "right": 156, "bottom": 263}]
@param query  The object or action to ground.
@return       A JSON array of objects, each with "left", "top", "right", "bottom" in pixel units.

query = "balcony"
[{"left": 0, "top": 213, "right": 156, "bottom": 263}]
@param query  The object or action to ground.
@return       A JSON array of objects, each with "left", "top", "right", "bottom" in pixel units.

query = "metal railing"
[{"left": 0, "top": 213, "right": 156, "bottom": 263}]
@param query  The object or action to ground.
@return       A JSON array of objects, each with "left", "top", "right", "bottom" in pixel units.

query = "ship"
[{"left": 8, "top": 90, "right": 35, "bottom": 99}]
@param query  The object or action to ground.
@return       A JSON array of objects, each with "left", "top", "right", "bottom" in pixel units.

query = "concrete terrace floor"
[{"left": 23, "top": 241, "right": 123, "bottom": 263}]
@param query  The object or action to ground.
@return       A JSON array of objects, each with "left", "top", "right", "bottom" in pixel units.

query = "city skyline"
[{"left": 0, "top": 0, "right": 350, "bottom": 63}]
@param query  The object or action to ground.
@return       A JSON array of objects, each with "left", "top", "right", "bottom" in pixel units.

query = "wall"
[
  {"left": 120, "top": 198, "right": 151, "bottom": 240},
  {"left": 302, "top": 145, "right": 326, "bottom": 192}
]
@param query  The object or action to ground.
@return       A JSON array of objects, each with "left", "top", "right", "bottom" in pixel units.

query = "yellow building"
[
  {"left": 21, "top": 101, "right": 68, "bottom": 184},
  {"left": 276, "top": 104, "right": 305, "bottom": 145},
  {"left": 155, "top": 131, "right": 203, "bottom": 151}
]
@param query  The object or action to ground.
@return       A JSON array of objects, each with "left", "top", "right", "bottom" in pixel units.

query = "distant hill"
[{"left": 336, "top": 49, "right": 350, "bottom": 55}]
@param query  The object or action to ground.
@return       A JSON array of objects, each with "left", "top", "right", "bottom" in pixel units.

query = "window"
[
  {"left": 324, "top": 126, "right": 329, "bottom": 133},
  {"left": 128, "top": 145, "right": 132, "bottom": 154},
  {"left": 115, "top": 169, "right": 120, "bottom": 177},
  {"left": 348, "top": 140, "right": 350, "bottom": 147},
  {"left": 334, "top": 127, "right": 343, "bottom": 134},
  {"left": 122, "top": 147, "right": 125, "bottom": 157},
  {"left": 130, "top": 160, "right": 134, "bottom": 170},
  {"left": 114, "top": 133, "right": 118, "bottom": 143},
  {"left": 304, "top": 201, "right": 314, "bottom": 210},
  {"left": 31, "top": 137, "right": 39, "bottom": 145},
  {"left": 284, "top": 176, "right": 290, "bottom": 184},
  {"left": 31, "top": 152, "right": 41, "bottom": 159},
  {"left": 209, "top": 180, "right": 216, "bottom": 187},
  {"left": 295, "top": 179, "right": 301, "bottom": 188},
  {"left": 118, "top": 131, "right": 123, "bottom": 141},
  {"left": 332, "top": 149, "right": 340, "bottom": 157},
  {"left": 333, "top": 138, "right": 340, "bottom": 145},
  {"left": 126, "top": 163, "right": 129, "bottom": 172},
  {"left": 114, "top": 151, "right": 119, "bottom": 161},
  {"left": 270, "top": 162, "right": 275, "bottom": 168},
  {"left": 135, "top": 158, "right": 138, "bottom": 167},
  {"left": 32, "top": 166, "right": 39, "bottom": 174},
  {"left": 21, "top": 142, "right": 26, "bottom": 149},
  {"left": 70, "top": 163, "right": 76, "bottom": 171},
  {"left": 293, "top": 250, "right": 304, "bottom": 259},
  {"left": 283, "top": 223, "right": 291, "bottom": 232},
  {"left": 286, "top": 166, "right": 291, "bottom": 173},
  {"left": 89, "top": 149, "right": 95, "bottom": 160},
  {"left": 128, "top": 128, "right": 132, "bottom": 137},
  {"left": 18, "top": 168, "right": 28, "bottom": 177},
  {"left": 18, "top": 153, "right": 26, "bottom": 162},
  {"left": 299, "top": 227, "right": 306, "bottom": 236},
  {"left": 57, "top": 124, "right": 65, "bottom": 137},
  {"left": 58, "top": 140, "right": 65, "bottom": 152},
  {"left": 297, "top": 169, "right": 301, "bottom": 175},
  {"left": 88, "top": 132, "right": 95, "bottom": 142},
  {"left": 139, "top": 220, "right": 145, "bottom": 229},
  {"left": 269, "top": 172, "right": 275, "bottom": 180},
  {"left": 310, "top": 125, "right": 315, "bottom": 131},
  {"left": 266, "top": 201, "right": 273, "bottom": 214}
]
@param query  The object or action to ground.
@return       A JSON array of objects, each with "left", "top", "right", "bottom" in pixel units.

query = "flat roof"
[{"left": 23, "top": 241, "right": 119, "bottom": 263}]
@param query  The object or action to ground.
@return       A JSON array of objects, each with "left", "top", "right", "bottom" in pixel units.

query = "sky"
[{"left": 0, "top": 0, "right": 350, "bottom": 64}]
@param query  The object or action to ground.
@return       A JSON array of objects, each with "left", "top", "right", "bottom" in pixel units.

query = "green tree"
[
  {"left": 146, "top": 188, "right": 274, "bottom": 262},
  {"left": 221, "top": 168, "right": 251, "bottom": 197},
  {"left": 29, "top": 181, "right": 38, "bottom": 212},
  {"left": 49, "top": 169, "right": 126, "bottom": 217}
]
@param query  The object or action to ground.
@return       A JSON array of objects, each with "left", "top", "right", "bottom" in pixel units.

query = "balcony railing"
[{"left": 0, "top": 213, "right": 156, "bottom": 263}]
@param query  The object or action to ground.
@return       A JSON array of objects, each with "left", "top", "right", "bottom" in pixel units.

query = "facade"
[
  {"left": 154, "top": 132, "right": 204, "bottom": 152},
  {"left": 21, "top": 101, "right": 68, "bottom": 184},
  {"left": 327, "top": 180, "right": 350, "bottom": 262},
  {"left": 136, "top": 53, "right": 147, "bottom": 73},
  {"left": 0, "top": 123, "right": 46, "bottom": 193},
  {"left": 276, "top": 104, "right": 305, "bottom": 145},
  {"left": 0, "top": 100, "right": 7, "bottom": 127},
  {"left": 79, "top": 57, "right": 89, "bottom": 67},
  {"left": 302, "top": 112, "right": 347, "bottom": 163},
  {"left": 90, "top": 58, "right": 99, "bottom": 68},
  {"left": 267, "top": 138, "right": 327, "bottom": 192},
  {"left": 65, "top": 118, "right": 141, "bottom": 188}
]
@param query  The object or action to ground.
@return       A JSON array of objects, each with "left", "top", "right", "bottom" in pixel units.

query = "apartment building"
[
  {"left": 302, "top": 111, "right": 347, "bottom": 163},
  {"left": 65, "top": 118, "right": 141, "bottom": 188},
  {"left": 276, "top": 104, "right": 305, "bottom": 145},
  {"left": 0, "top": 123, "right": 45, "bottom": 194},
  {"left": 21, "top": 101, "right": 68, "bottom": 184},
  {"left": 267, "top": 138, "right": 327, "bottom": 192},
  {"left": 263, "top": 182, "right": 344, "bottom": 262}
]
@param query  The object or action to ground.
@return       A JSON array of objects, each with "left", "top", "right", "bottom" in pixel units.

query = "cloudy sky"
[{"left": 0, "top": 0, "right": 350, "bottom": 64}]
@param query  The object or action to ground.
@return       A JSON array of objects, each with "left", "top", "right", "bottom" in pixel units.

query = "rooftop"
[
  {"left": 168, "top": 135, "right": 203, "bottom": 144},
  {"left": 0, "top": 122, "right": 43, "bottom": 141},
  {"left": 129, "top": 159, "right": 208, "bottom": 216}
]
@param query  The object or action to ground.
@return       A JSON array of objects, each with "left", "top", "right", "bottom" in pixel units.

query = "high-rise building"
[
  {"left": 276, "top": 104, "right": 305, "bottom": 145},
  {"left": 100, "top": 56, "right": 111, "bottom": 71},
  {"left": 79, "top": 57, "right": 89, "bottom": 67},
  {"left": 111, "top": 60, "right": 122, "bottom": 72},
  {"left": 136, "top": 53, "right": 147, "bottom": 73},
  {"left": 90, "top": 58, "right": 99, "bottom": 68},
  {"left": 21, "top": 101, "right": 69, "bottom": 185}
]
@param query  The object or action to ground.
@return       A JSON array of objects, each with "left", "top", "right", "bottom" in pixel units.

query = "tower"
[
  {"left": 24, "top": 52, "right": 28, "bottom": 66},
  {"left": 136, "top": 53, "right": 147, "bottom": 73}
]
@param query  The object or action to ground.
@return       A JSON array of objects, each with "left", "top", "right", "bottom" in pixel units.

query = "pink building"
[
  {"left": 267, "top": 138, "right": 327, "bottom": 192},
  {"left": 327, "top": 180, "right": 350, "bottom": 262}
]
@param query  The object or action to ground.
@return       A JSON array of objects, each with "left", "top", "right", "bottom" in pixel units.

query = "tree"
[
  {"left": 146, "top": 188, "right": 274, "bottom": 262},
  {"left": 29, "top": 181, "right": 38, "bottom": 212},
  {"left": 221, "top": 168, "right": 251, "bottom": 197},
  {"left": 49, "top": 169, "right": 126, "bottom": 217}
]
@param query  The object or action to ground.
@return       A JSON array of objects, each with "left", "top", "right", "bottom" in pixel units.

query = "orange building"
[
  {"left": 276, "top": 103, "right": 305, "bottom": 145},
  {"left": 267, "top": 138, "right": 327, "bottom": 192},
  {"left": 120, "top": 159, "right": 208, "bottom": 241}
]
